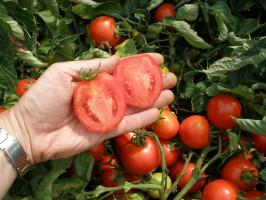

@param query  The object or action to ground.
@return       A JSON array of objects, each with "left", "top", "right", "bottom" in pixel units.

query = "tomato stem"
[{"left": 79, "top": 65, "right": 100, "bottom": 81}]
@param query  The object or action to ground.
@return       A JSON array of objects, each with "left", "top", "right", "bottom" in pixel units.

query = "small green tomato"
[{"left": 148, "top": 172, "right": 172, "bottom": 199}]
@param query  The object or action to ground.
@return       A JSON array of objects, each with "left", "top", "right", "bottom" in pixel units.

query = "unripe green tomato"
[{"left": 148, "top": 172, "right": 172, "bottom": 199}]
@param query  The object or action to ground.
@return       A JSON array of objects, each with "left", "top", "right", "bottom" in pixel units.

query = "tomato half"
[
  {"left": 158, "top": 139, "right": 180, "bottom": 167},
  {"left": 73, "top": 72, "right": 126, "bottom": 133},
  {"left": 153, "top": 3, "right": 176, "bottom": 22},
  {"left": 87, "top": 143, "right": 105, "bottom": 161},
  {"left": 16, "top": 79, "right": 36, "bottom": 97},
  {"left": 207, "top": 94, "right": 241, "bottom": 130},
  {"left": 179, "top": 115, "right": 210, "bottom": 149},
  {"left": 113, "top": 54, "right": 163, "bottom": 108},
  {"left": 87, "top": 16, "right": 122, "bottom": 47},
  {"left": 120, "top": 136, "right": 159, "bottom": 175},
  {"left": 221, "top": 155, "right": 259, "bottom": 191},
  {"left": 151, "top": 108, "right": 180, "bottom": 139},
  {"left": 170, "top": 162, "right": 206, "bottom": 193},
  {"left": 203, "top": 179, "right": 239, "bottom": 200},
  {"left": 244, "top": 190, "right": 264, "bottom": 200},
  {"left": 251, "top": 134, "right": 266, "bottom": 154}
]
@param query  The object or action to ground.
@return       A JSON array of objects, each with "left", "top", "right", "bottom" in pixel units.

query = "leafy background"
[{"left": 1, "top": 0, "right": 266, "bottom": 199}]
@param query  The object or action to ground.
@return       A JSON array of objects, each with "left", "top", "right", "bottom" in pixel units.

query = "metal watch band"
[{"left": 0, "top": 128, "right": 31, "bottom": 176}]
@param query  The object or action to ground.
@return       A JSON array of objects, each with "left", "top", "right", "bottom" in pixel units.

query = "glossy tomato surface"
[
  {"left": 151, "top": 109, "right": 180, "bottom": 139},
  {"left": 87, "top": 16, "right": 121, "bottom": 47},
  {"left": 87, "top": 143, "right": 105, "bottom": 161},
  {"left": 98, "top": 155, "right": 119, "bottom": 172},
  {"left": 179, "top": 115, "right": 210, "bottom": 149},
  {"left": 153, "top": 3, "right": 175, "bottom": 22},
  {"left": 16, "top": 79, "right": 36, "bottom": 97},
  {"left": 221, "top": 155, "right": 259, "bottom": 191},
  {"left": 207, "top": 94, "right": 241, "bottom": 130},
  {"left": 170, "top": 162, "right": 206, "bottom": 193},
  {"left": 73, "top": 72, "right": 126, "bottom": 133},
  {"left": 120, "top": 136, "right": 159, "bottom": 175},
  {"left": 244, "top": 190, "right": 264, "bottom": 200},
  {"left": 251, "top": 134, "right": 266, "bottom": 154},
  {"left": 158, "top": 139, "right": 180, "bottom": 167},
  {"left": 114, "top": 132, "right": 136, "bottom": 152},
  {"left": 203, "top": 179, "right": 238, "bottom": 200},
  {"left": 113, "top": 54, "right": 163, "bottom": 108}
]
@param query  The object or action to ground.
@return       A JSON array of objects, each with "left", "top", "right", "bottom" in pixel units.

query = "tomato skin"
[
  {"left": 73, "top": 72, "right": 126, "bottom": 133},
  {"left": 98, "top": 155, "right": 119, "bottom": 172},
  {"left": 148, "top": 173, "right": 172, "bottom": 199},
  {"left": 158, "top": 139, "right": 180, "bottom": 167},
  {"left": 170, "top": 162, "right": 206, "bottom": 193},
  {"left": 179, "top": 115, "right": 210, "bottom": 149},
  {"left": 151, "top": 109, "right": 180, "bottom": 139},
  {"left": 207, "top": 94, "right": 241, "bottom": 130},
  {"left": 221, "top": 155, "right": 259, "bottom": 191},
  {"left": 153, "top": 3, "right": 175, "bottom": 22},
  {"left": 87, "top": 143, "right": 105, "bottom": 162},
  {"left": 101, "top": 169, "right": 124, "bottom": 187},
  {"left": 251, "top": 134, "right": 266, "bottom": 154},
  {"left": 113, "top": 54, "right": 163, "bottom": 108},
  {"left": 16, "top": 79, "right": 36, "bottom": 97},
  {"left": 120, "top": 136, "right": 159, "bottom": 175},
  {"left": 203, "top": 179, "right": 238, "bottom": 200},
  {"left": 0, "top": 107, "right": 6, "bottom": 113},
  {"left": 114, "top": 132, "right": 136, "bottom": 152},
  {"left": 244, "top": 190, "right": 264, "bottom": 200},
  {"left": 87, "top": 16, "right": 122, "bottom": 47}
]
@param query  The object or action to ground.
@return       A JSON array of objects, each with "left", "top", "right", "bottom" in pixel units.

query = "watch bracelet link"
[{"left": 0, "top": 128, "right": 31, "bottom": 176}]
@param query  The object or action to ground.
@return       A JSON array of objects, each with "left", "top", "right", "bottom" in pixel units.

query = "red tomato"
[
  {"left": 251, "top": 134, "right": 266, "bottom": 154},
  {"left": 221, "top": 155, "right": 259, "bottom": 191},
  {"left": 87, "top": 143, "right": 105, "bottom": 161},
  {"left": 170, "top": 162, "right": 206, "bottom": 193},
  {"left": 244, "top": 190, "right": 264, "bottom": 200},
  {"left": 151, "top": 109, "right": 180, "bottom": 139},
  {"left": 101, "top": 169, "right": 124, "bottom": 187},
  {"left": 153, "top": 3, "right": 175, "bottom": 22},
  {"left": 203, "top": 179, "right": 239, "bottom": 200},
  {"left": 113, "top": 54, "right": 163, "bottom": 108},
  {"left": 0, "top": 107, "right": 6, "bottom": 113},
  {"left": 207, "top": 94, "right": 241, "bottom": 130},
  {"left": 87, "top": 16, "right": 122, "bottom": 47},
  {"left": 158, "top": 139, "right": 180, "bottom": 167},
  {"left": 98, "top": 155, "right": 119, "bottom": 172},
  {"left": 114, "top": 132, "right": 136, "bottom": 152},
  {"left": 16, "top": 79, "right": 36, "bottom": 97},
  {"left": 120, "top": 136, "right": 159, "bottom": 175},
  {"left": 179, "top": 115, "right": 210, "bottom": 149},
  {"left": 73, "top": 72, "right": 126, "bottom": 133}
]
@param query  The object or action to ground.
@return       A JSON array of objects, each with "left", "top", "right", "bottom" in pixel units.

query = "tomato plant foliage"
[{"left": 1, "top": 0, "right": 266, "bottom": 199}]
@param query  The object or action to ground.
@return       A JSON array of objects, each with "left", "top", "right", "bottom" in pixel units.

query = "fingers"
[
  {"left": 143, "top": 53, "right": 164, "bottom": 65},
  {"left": 163, "top": 72, "right": 177, "bottom": 89},
  {"left": 105, "top": 108, "right": 160, "bottom": 139},
  {"left": 126, "top": 90, "right": 174, "bottom": 115}
]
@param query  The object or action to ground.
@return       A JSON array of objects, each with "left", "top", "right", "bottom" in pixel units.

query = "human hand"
[{"left": 1, "top": 54, "right": 177, "bottom": 163}]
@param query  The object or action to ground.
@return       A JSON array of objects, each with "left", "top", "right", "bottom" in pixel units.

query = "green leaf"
[
  {"left": 236, "top": 18, "right": 265, "bottom": 36},
  {"left": 3, "top": 1, "right": 36, "bottom": 31},
  {"left": 227, "top": 131, "right": 239, "bottom": 152},
  {"left": 39, "top": 0, "right": 59, "bottom": 17},
  {"left": 16, "top": 50, "right": 48, "bottom": 68},
  {"left": 163, "top": 18, "right": 212, "bottom": 49},
  {"left": 6, "top": 16, "right": 25, "bottom": 41},
  {"left": 50, "top": 157, "right": 73, "bottom": 170},
  {"left": 227, "top": 32, "right": 247, "bottom": 46},
  {"left": 191, "top": 92, "right": 205, "bottom": 112},
  {"left": 72, "top": 4, "right": 94, "bottom": 20},
  {"left": 260, "top": 169, "right": 266, "bottom": 182},
  {"left": 35, "top": 168, "right": 66, "bottom": 200},
  {"left": 176, "top": 4, "right": 199, "bottom": 22},
  {"left": 211, "top": 12, "right": 228, "bottom": 42},
  {"left": 73, "top": 153, "right": 94, "bottom": 182},
  {"left": 37, "top": 10, "right": 58, "bottom": 37},
  {"left": 70, "top": 0, "right": 102, "bottom": 7},
  {"left": 115, "top": 39, "right": 138, "bottom": 57},
  {"left": 235, "top": 118, "right": 266, "bottom": 136},
  {"left": 2, "top": 88, "right": 19, "bottom": 108},
  {"left": 147, "top": 0, "right": 163, "bottom": 10}
]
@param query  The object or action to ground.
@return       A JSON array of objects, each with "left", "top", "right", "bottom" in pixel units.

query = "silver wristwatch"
[{"left": 0, "top": 128, "right": 31, "bottom": 176}]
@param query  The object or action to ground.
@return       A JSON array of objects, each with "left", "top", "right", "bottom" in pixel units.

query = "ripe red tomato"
[
  {"left": 73, "top": 72, "right": 126, "bottom": 133},
  {"left": 244, "top": 190, "right": 264, "bottom": 200},
  {"left": 87, "top": 16, "right": 122, "bottom": 47},
  {"left": 153, "top": 3, "right": 175, "bottom": 22},
  {"left": 179, "top": 115, "right": 210, "bottom": 149},
  {"left": 151, "top": 109, "right": 180, "bottom": 139},
  {"left": 120, "top": 136, "right": 159, "bottom": 175},
  {"left": 101, "top": 169, "right": 124, "bottom": 187},
  {"left": 16, "top": 79, "right": 36, "bottom": 97},
  {"left": 203, "top": 179, "right": 239, "bottom": 200},
  {"left": 170, "top": 162, "right": 206, "bottom": 193},
  {"left": 114, "top": 132, "right": 136, "bottom": 152},
  {"left": 158, "top": 139, "right": 180, "bottom": 167},
  {"left": 98, "top": 155, "right": 119, "bottom": 172},
  {"left": 87, "top": 143, "right": 105, "bottom": 161},
  {"left": 207, "top": 94, "right": 241, "bottom": 130},
  {"left": 221, "top": 155, "right": 259, "bottom": 191},
  {"left": 251, "top": 134, "right": 266, "bottom": 154},
  {"left": 113, "top": 54, "right": 163, "bottom": 108},
  {"left": 0, "top": 107, "right": 6, "bottom": 113}
]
